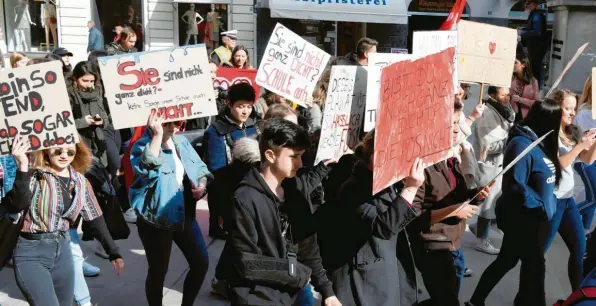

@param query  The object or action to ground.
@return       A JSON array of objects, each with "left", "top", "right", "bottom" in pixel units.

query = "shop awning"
[{"left": 268, "top": 0, "right": 407, "bottom": 24}]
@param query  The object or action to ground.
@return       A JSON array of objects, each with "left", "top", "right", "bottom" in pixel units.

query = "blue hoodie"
[{"left": 496, "top": 125, "right": 557, "bottom": 222}]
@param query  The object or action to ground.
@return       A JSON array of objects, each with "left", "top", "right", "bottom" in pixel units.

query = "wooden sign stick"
[{"left": 478, "top": 83, "right": 485, "bottom": 105}]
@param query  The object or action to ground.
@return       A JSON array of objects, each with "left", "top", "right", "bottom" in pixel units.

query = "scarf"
[{"left": 71, "top": 88, "right": 106, "bottom": 158}]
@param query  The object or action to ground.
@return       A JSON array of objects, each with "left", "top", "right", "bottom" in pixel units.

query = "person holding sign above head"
[
  {"left": 210, "top": 30, "right": 237, "bottom": 67},
  {"left": 543, "top": 89, "right": 596, "bottom": 292},
  {"left": 467, "top": 99, "right": 563, "bottom": 306},
  {"left": 4, "top": 137, "right": 124, "bottom": 306},
  {"left": 317, "top": 130, "right": 424, "bottom": 306},
  {"left": 407, "top": 100, "right": 493, "bottom": 306},
  {"left": 129, "top": 112, "right": 212, "bottom": 306},
  {"left": 510, "top": 54, "right": 540, "bottom": 121}
]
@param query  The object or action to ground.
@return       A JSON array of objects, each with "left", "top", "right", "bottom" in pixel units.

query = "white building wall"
[
  {"left": 56, "top": 0, "right": 92, "bottom": 65},
  {"left": 144, "top": 0, "right": 179, "bottom": 50}
]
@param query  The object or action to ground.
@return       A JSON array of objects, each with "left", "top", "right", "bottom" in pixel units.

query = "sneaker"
[
  {"left": 211, "top": 278, "right": 229, "bottom": 298},
  {"left": 95, "top": 241, "right": 109, "bottom": 259},
  {"left": 464, "top": 267, "right": 473, "bottom": 277},
  {"left": 123, "top": 208, "right": 137, "bottom": 224},
  {"left": 475, "top": 238, "right": 500, "bottom": 255},
  {"left": 83, "top": 261, "right": 100, "bottom": 277}
]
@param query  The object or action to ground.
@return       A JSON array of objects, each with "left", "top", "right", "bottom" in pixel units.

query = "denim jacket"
[{"left": 130, "top": 131, "right": 212, "bottom": 231}]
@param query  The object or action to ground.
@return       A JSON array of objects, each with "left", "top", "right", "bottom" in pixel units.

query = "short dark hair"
[
  {"left": 259, "top": 119, "right": 310, "bottom": 161},
  {"left": 488, "top": 86, "right": 498, "bottom": 96},
  {"left": 454, "top": 99, "right": 464, "bottom": 112},
  {"left": 227, "top": 82, "right": 255, "bottom": 104},
  {"left": 356, "top": 37, "right": 378, "bottom": 58}
]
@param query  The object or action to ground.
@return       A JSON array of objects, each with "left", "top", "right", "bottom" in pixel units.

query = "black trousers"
[
  {"left": 415, "top": 249, "right": 460, "bottom": 306},
  {"left": 470, "top": 214, "right": 548, "bottom": 306}
]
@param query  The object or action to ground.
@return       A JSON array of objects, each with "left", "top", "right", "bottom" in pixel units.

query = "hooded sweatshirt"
[
  {"left": 495, "top": 124, "right": 557, "bottom": 224},
  {"left": 226, "top": 165, "right": 334, "bottom": 305}
]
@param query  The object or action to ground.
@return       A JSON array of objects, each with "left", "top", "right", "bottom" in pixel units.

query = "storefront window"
[
  {"left": 4, "top": 0, "right": 58, "bottom": 52},
  {"left": 94, "top": 0, "right": 144, "bottom": 51},
  {"left": 177, "top": 3, "right": 228, "bottom": 51}
]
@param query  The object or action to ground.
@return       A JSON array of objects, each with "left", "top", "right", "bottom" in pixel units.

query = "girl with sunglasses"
[
  {"left": 3, "top": 137, "right": 124, "bottom": 306},
  {"left": 130, "top": 112, "right": 212, "bottom": 306}
]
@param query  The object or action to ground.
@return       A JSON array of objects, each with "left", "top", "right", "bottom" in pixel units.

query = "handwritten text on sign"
[
  {"left": 457, "top": 20, "right": 517, "bottom": 87},
  {"left": 413, "top": 30, "right": 458, "bottom": 91},
  {"left": 364, "top": 53, "right": 413, "bottom": 132},
  {"left": 98, "top": 45, "right": 217, "bottom": 130},
  {"left": 256, "top": 23, "right": 331, "bottom": 107},
  {"left": 373, "top": 48, "right": 456, "bottom": 195},
  {"left": 0, "top": 61, "right": 78, "bottom": 155},
  {"left": 315, "top": 66, "right": 367, "bottom": 164}
]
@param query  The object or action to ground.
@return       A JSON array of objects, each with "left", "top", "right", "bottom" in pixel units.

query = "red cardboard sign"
[
  {"left": 373, "top": 48, "right": 456, "bottom": 195},
  {"left": 213, "top": 68, "right": 261, "bottom": 102}
]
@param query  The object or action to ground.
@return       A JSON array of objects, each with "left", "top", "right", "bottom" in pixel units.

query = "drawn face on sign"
[{"left": 213, "top": 77, "right": 251, "bottom": 91}]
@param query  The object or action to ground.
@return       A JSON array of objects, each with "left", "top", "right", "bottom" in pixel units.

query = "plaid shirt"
[{"left": 21, "top": 167, "right": 103, "bottom": 233}]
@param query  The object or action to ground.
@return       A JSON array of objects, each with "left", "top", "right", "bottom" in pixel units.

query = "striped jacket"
[{"left": 21, "top": 167, "right": 103, "bottom": 233}]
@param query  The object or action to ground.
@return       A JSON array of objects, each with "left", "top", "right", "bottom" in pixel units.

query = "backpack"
[{"left": 554, "top": 268, "right": 596, "bottom": 305}]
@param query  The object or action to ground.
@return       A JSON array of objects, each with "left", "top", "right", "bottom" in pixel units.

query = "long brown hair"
[
  {"left": 578, "top": 75, "right": 593, "bottom": 111},
  {"left": 354, "top": 129, "right": 375, "bottom": 164},
  {"left": 515, "top": 54, "right": 534, "bottom": 85},
  {"left": 10, "top": 52, "right": 27, "bottom": 68},
  {"left": 231, "top": 45, "right": 252, "bottom": 69},
  {"left": 33, "top": 140, "right": 93, "bottom": 174}
]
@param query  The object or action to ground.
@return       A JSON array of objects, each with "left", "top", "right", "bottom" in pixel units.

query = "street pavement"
[{"left": 0, "top": 198, "right": 580, "bottom": 306}]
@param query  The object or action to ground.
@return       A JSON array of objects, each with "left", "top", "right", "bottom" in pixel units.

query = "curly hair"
[{"left": 33, "top": 139, "right": 93, "bottom": 174}]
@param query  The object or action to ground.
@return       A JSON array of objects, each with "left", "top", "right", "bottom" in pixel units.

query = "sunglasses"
[{"left": 52, "top": 149, "right": 76, "bottom": 157}]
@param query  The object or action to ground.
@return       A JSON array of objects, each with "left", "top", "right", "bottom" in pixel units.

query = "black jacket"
[
  {"left": 226, "top": 166, "right": 334, "bottom": 305},
  {"left": 318, "top": 159, "right": 419, "bottom": 306}
]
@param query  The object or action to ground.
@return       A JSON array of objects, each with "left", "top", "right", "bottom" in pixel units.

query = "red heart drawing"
[{"left": 489, "top": 42, "right": 496, "bottom": 55}]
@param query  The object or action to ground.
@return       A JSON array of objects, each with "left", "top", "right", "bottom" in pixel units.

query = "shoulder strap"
[{"left": 562, "top": 287, "right": 596, "bottom": 305}]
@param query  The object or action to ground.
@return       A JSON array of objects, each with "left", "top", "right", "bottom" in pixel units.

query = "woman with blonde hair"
[
  {"left": 3, "top": 137, "right": 123, "bottom": 306},
  {"left": 573, "top": 75, "right": 596, "bottom": 240},
  {"left": 10, "top": 52, "right": 28, "bottom": 68}
]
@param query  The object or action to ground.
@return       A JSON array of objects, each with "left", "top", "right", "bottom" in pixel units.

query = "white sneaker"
[
  {"left": 95, "top": 240, "right": 109, "bottom": 259},
  {"left": 475, "top": 238, "right": 500, "bottom": 255},
  {"left": 123, "top": 208, "right": 137, "bottom": 224}
]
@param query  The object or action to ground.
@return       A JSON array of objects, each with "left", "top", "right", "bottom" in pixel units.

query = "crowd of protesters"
[{"left": 0, "top": 17, "right": 595, "bottom": 306}]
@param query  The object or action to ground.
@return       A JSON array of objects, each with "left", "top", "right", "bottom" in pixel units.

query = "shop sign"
[
  {"left": 373, "top": 47, "right": 455, "bottom": 195},
  {"left": 315, "top": 65, "right": 367, "bottom": 164},
  {"left": 256, "top": 23, "right": 331, "bottom": 107},
  {"left": 98, "top": 45, "right": 217, "bottom": 130},
  {"left": 0, "top": 61, "right": 78, "bottom": 155},
  {"left": 414, "top": 0, "right": 456, "bottom": 13}
]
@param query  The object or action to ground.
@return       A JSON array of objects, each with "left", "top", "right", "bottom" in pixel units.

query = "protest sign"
[
  {"left": 593, "top": 67, "right": 596, "bottom": 119},
  {"left": 256, "top": 23, "right": 331, "bottom": 108},
  {"left": 314, "top": 66, "right": 367, "bottom": 164},
  {"left": 373, "top": 48, "right": 456, "bottom": 195},
  {"left": 457, "top": 20, "right": 516, "bottom": 87},
  {"left": 545, "top": 42, "right": 589, "bottom": 98},
  {"left": 364, "top": 53, "right": 413, "bottom": 132},
  {"left": 98, "top": 44, "right": 217, "bottom": 130},
  {"left": 213, "top": 68, "right": 261, "bottom": 101},
  {"left": 413, "top": 30, "right": 458, "bottom": 91},
  {"left": 0, "top": 61, "right": 78, "bottom": 155}
]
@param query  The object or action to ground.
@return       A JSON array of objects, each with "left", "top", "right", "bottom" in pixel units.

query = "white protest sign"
[
  {"left": 315, "top": 66, "right": 367, "bottom": 164},
  {"left": 457, "top": 20, "right": 517, "bottom": 87},
  {"left": 592, "top": 67, "right": 596, "bottom": 120},
  {"left": 363, "top": 53, "right": 413, "bottom": 132},
  {"left": 256, "top": 23, "right": 331, "bottom": 108},
  {"left": 413, "top": 30, "right": 458, "bottom": 91},
  {"left": 0, "top": 61, "right": 79, "bottom": 155},
  {"left": 98, "top": 44, "right": 217, "bottom": 130}
]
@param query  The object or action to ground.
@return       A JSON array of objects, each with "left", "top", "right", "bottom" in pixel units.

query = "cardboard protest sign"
[
  {"left": 457, "top": 20, "right": 517, "bottom": 87},
  {"left": 98, "top": 44, "right": 217, "bottom": 130},
  {"left": 413, "top": 30, "right": 458, "bottom": 91},
  {"left": 213, "top": 68, "right": 261, "bottom": 102},
  {"left": 373, "top": 48, "right": 456, "bottom": 195},
  {"left": 0, "top": 61, "right": 78, "bottom": 155},
  {"left": 364, "top": 53, "right": 413, "bottom": 132},
  {"left": 315, "top": 66, "right": 367, "bottom": 164},
  {"left": 546, "top": 42, "right": 589, "bottom": 98},
  {"left": 256, "top": 23, "right": 331, "bottom": 108},
  {"left": 593, "top": 67, "right": 596, "bottom": 120}
]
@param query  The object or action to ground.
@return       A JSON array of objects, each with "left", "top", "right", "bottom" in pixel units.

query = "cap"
[
  {"left": 52, "top": 47, "right": 73, "bottom": 57},
  {"left": 221, "top": 30, "right": 238, "bottom": 40}
]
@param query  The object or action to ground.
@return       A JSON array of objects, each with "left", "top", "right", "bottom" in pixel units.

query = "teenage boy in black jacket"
[{"left": 226, "top": 119, "right": 341, "bottom": 306}]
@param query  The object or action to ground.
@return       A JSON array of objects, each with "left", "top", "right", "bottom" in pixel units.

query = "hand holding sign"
[{"left": 11, "top": 136, "right": 30, "bottom": 172}]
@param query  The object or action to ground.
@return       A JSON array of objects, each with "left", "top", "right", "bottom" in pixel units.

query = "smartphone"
[{"left": 93, "top": 115, "right": 102, "bottom": 121}]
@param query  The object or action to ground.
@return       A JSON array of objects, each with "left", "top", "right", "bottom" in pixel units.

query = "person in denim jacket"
[{"left": 130, "top": 112, "right": 213, "bottom": 306}]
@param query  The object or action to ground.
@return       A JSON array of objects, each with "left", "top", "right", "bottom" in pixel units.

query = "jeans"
[
  {"left": 13, "top": 232, "right": 74, "bottom": 306},
  {"left": 543, "top": 197, "right": 586, "bottom": 291},
  {"left": 415, "top": 249, "right": 462, "bottom": 306},
  {"left": 452, "top": 248, "right": 466, "bottom": 292},
  {"left": 294, "top": 284, "right": 315, "bottom": 306},
  {"left": 69, "top": 229, "right": 91, "bottom": 305},
  {"left": 470, "top": 214, "right": 548, "bottom": 306},
  {"left": 475, "top": 217, "right": 496, "bottom": 240},
  {"left": 575, "top": 162, "right": 596, "bottom": 231},
  {"left": 137, "top": 216, "right": 209, "bottom": 306}
]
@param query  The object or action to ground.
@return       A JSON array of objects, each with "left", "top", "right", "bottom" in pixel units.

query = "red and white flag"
[{"left": 439, "top": 0, "right": 467, "bottom": 30}]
